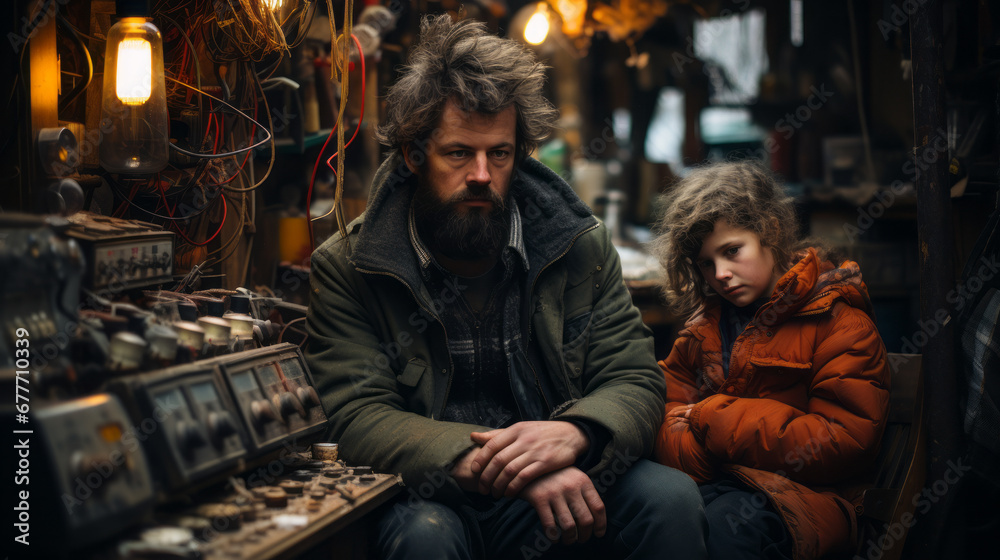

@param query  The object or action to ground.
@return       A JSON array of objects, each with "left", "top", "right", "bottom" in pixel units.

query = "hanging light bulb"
[
  {"left": 524, "top": 3, "right": 551, "bottom": 45},
  {"left": 100, "top": 8, "right": 168, "bottom": 175},
  {"left": 115, "top": 38, "right": 152, "bottom": 105}
]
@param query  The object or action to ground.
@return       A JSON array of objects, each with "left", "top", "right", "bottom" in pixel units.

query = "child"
[{"left": 650, "top": 162, "right": 890, "bottom": 560}]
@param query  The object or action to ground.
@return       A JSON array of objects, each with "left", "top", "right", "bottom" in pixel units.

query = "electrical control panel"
[
  {"left": 106, "top": 343, "right": 327, "bottom": 493},
  {"left": 0, "top": 213, "right": 83, "bottom": 368},
  {"left": 27, "top": 394, "right": 155, "bottom": 551},
  {"left": 107, "top": 363, "right": 249, "bottom": 492},
  {"left": 88, "top": 235, "right": 174, "bottom": 289},
  {"left": 218, "top": 343, "right": 327, "bottom": 454},
  {"left": 64, "top": 211, "right": 174, "bottom": 291}
]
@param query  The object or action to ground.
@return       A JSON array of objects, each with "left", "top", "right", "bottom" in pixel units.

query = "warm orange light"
[
  {"left": 264, "top": 0, "right": 283, "bottom": 10},
  {"left": 556, "top": 0, "right": 586, "bottom": 37},
  {"left": 116, "top": 38, "right": 152, "bottom": 105},
  {"left": 524, "top": 4, "right": 550, "bottom": 45},
  {"left": 100, "top": 422, "right": 124, "bottom": 442},
  {"left": 100, "top": 16, "right": 169, "bottom": 174}
]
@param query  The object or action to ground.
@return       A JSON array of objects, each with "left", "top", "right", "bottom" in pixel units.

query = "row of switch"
[
  {"left": 96, "top": 253, "right": 172, "bottom": 282},
  {"left": 175, "top": 411, "right": 239, "bottom": 459},
  {"left": 248, "top": 386, "right": 322, "bottom": 432}
]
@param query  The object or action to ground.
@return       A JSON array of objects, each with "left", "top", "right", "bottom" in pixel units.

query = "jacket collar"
[
  {"left": 684, "top": 248, "right": 875, "bottom": 337},
  {"left": 347, "top": 153, "right": 597, "bottom": 293}
]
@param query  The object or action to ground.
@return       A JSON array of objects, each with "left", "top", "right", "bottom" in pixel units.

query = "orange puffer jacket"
[{"left": 655, "top": 248, "right": 890, "bottom": 560}]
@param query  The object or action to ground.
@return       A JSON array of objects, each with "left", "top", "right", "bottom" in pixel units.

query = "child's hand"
[
  {"left": 655, "top": 411, "right": 717, "bottom": 482},
  {"left": 664, "top": 404, "right": 695, "bottom": 431},
  {"left": 666, "top": 404, "right": 695, "bottom": 420},
  {"left": 664, "top": 416, "right": 690, "bottom": 429}
]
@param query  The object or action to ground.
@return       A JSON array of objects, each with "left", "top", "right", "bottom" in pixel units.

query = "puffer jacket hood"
[
  {"left": 769, "top": 248, "right": 874, "bottom": 320},
  {"left": 687, "top": 247, "right": 875, "bottom": 333}
]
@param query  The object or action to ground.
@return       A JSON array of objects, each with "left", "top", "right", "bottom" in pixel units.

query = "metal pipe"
[{"left": 909, "top": 0, "right": 963, "bottom": 557}]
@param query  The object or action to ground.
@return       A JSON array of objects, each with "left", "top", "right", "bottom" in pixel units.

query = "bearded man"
[{"left": 305, "top": 14, "right": 706, "bottom": 560}]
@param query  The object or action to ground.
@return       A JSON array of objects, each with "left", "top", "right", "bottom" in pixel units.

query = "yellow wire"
[{"left": 320, "top": 0, "right": 353, "bottom": 248}]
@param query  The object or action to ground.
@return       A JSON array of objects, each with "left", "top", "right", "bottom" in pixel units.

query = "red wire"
[
  {"left": 171, "top": 193, "right": 228, "bottom": 247},
  {"left": 203, "top": 103, "right": 214, "bottom": 137},
  {"left": 325, "top": 34, "right": 366, "bottom": 172},
  {"left": 213, "top": 112, "right": 222, "bottom": 154},
  {"left": 152, "top": 173, "right": 170, "bottom": 217},
  {"left": 207, "top": 101, "right": 258, "bottom": 186},
  {"left": 113, "top": 199, "right": 128, "bottom": 218},
  {"left": 202, "top": 100, "right": 215, "bottom": 158},
  {"left": 305, "top": 33, "right": 366, "bottom": 252},
  {"left": 305, "top": 129, "right": 335, "bottom": 252},
  {"left": 180, "top": 38, "right": 189, "bottom": 102},
  {"left": 156, "top": 175, "right": 176, "bottom": 218},
  {"left": 115, "top": 181, "right": 141, "bottom": 218}
]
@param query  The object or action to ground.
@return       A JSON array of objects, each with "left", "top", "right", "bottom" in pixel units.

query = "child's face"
[{"left": 697, "top": 220, "right": 782, "bottom": 307}]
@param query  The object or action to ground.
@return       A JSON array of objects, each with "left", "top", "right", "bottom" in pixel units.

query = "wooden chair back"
[{"left": 852, "top": 353, "right": 926, "bottom": 560}]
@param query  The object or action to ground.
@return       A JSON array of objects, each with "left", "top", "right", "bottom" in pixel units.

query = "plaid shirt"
[{"left": 408, "top": 204, "right": 531, "bottom": 428}]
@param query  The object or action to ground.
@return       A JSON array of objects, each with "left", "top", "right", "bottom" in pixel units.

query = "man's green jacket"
[{"left": 305, "top": 154, "right": 665, "bottom": 504}]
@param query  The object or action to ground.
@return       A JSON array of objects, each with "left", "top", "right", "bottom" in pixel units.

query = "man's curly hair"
[
  {"left": 375, "top": 14, "right": 558, "bottom": 163},
  {"left": 650, "top": 161, "right": 801, "bottom": 317}
]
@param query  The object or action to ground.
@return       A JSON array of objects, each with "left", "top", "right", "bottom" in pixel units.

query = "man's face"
[{"left": 405, "top": 100, "right": 517, "bottom": 260}]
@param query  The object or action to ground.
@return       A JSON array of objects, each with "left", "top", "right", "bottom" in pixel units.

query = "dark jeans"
[
  {"left": 699, "top": 478, "right": 793, "bottom": 560},
  {"left": 375, "top": 459, "right": 707, "bottom": 560}
]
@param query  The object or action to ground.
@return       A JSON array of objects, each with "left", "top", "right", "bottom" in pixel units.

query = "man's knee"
[
  {"left": 377, "top": 500, "right": 468, "bottom": 559},
  {"left": 598, "top": 459, "right": 707, "bottom": 556}
]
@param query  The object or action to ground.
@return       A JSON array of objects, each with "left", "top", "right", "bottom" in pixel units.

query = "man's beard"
[{"left": 412, "top": 178, "right": 511, "bottom": 261}]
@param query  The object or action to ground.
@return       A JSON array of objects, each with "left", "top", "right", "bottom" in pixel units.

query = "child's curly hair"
[{"left": 650, "top": 161, "right": 801, "bottom": 317}]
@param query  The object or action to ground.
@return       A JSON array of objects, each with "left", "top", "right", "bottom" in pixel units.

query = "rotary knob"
[
  {"left": 273, "top": 392, "right": 306, "bottom": 421},
  {"left": 207, "top": 411, "right": 237, "bottom": 447},
  {"left": 71, "top": 450, "right": 124, "bottom": 490},
  {"left": 176, "top": 420, "right": 207, "bottom": 458},
  {"left": 250, "top": 399, "right": 277, "bottom": 431},
  {"left": 296, "top": 386, "right": 321, "bottom": 410},
  {"left": 264, "top": 489, "right": 289, "bottom": 508}
]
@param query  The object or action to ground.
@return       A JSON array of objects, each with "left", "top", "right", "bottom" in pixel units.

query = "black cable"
[
  {"left": 56, "top": 14, "right": 93, "bottom": 114},
  {"left": 104, "top": 174, "right": 218, "bottom": 222},
  {"left": 255, "top": 52, "right": 285, "bottom": 81},
  {"left": 21, "top": 0, "right": 56, "bottom": 46},
  {"left": 51, "top": 8, "right": 103, "bottom": 43},
  {"left": 159, "top": 12, "right": 203, "bottom": 126},
  {"left": 206, "top": 24, "right": 234, "bottom": 64},
  {"left": 1, "top": 0, "right": 34, "bottom": 159},
  {"left": 0, "top": 50, "right": 26, "bottom": 157},
  {"left": 164, "top": 76, "right": 272, "bottom": 158},
  {"left": 206, "top": 213, "right": 246, "bottom": 268},
  {"left": 220, "top": 65, "right": 276, "bottom": 193},
  {"left": 292, "top": 0, "right": 318, "bottom": 46},
  {"left": 4, "top": 53, "right": 23, "bottom": 115}
]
